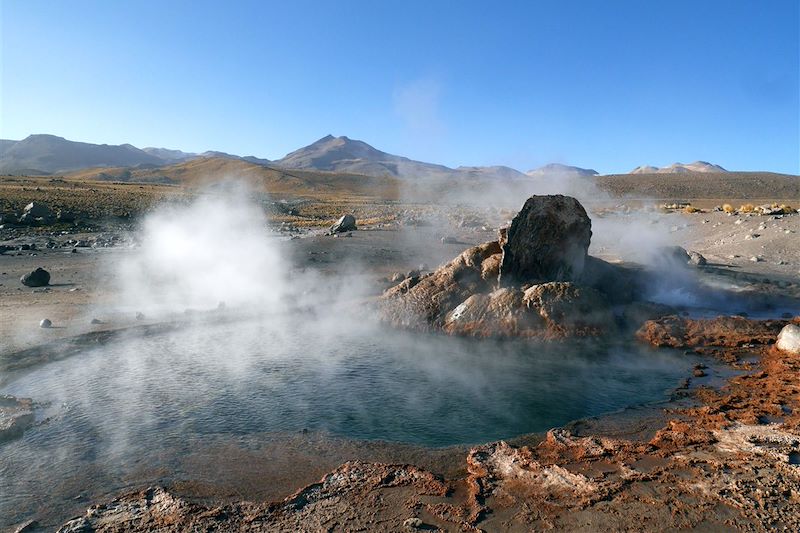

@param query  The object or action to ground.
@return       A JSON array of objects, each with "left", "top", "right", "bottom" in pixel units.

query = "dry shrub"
[
  {"left": 722, "top": 204, "right": 735, "bottom": 213},
  {"left": 739, "top": 203, "right": 755, "bottom": 213},
  {"left": 684, "top": 205, "right": 701, "bottom": 213}
]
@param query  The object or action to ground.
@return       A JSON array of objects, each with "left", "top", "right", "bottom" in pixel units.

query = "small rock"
[
  {"left": 90, "top": 318, "right": 104, "bottom": 324},
  {"left": 441, "top": 236, "right": 459, "bottom": 244},
  {"left": 403, "top": 517, "right": 423, "bottom": 529},
  {"left": 39, "top": 318, "right": 52, "bottom": 328},
  {"left": 20, "top": 267, "right": 50, "bottom": 287},
  {"left": 135, "top": 312, "right": 145, "bottom": 321},
  {"left": 688, "top": 251, "right": 707, "bottom": 266},
  {"left": 693, "top": 368, "right": 707, "bottom": 377},
  {"left": 329, "top": 214, "right": 357, "bottom": 234}
]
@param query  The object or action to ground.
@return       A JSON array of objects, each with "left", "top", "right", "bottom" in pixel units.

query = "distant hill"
[
  {"left": 0, "top": 134, "right": 164, "bottom": 174},
  {"left": 596, "top": 171, "right": 799, "bottom": 199},
  {"left": 64, "top": 156, "right": 401, "bottom": 199},
  {"left": 456, "top": 165, "right": 528, "bottom": 180},
  {"left": 526, "top": 163, "right": 598, "bottom": 177},
  {"left": 273, "top": 134, "right": 528, "bottom": 180},
  {"left": 629, "top": 161, "right": 728, "bottom": 174},
  {"left": 0, "top": 135, "right": 272, "bottom": 175},
  {"left": 142, "top": 147, "right": 197, "bottom": 163}
]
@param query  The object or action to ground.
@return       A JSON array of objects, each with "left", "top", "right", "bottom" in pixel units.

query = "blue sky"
[{"left": 1, "top": 0, "right": 798, "bottom": 174}]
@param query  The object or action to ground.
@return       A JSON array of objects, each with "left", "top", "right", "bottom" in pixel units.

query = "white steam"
[{"left": 116, "top": 186, "right": 286, "bottom": 315}]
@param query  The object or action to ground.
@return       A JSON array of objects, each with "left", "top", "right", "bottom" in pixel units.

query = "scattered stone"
[
  {"left": 499, "top": 195, "right": 592, "bottom": 286},
  {"left": 776, "top": 324, "right": 800, "bottom": 355},
  {"left": 750, "top": 256, "right": 763, "bottom": 263},
  {"left": 441, "top": 236, "right": 460, "bottom": 244},
  {"left": 656, "top": 246, "right": 690, "bottom": 267},
  {"left": 403, "top": 517, "right": 423, "bottom": 529},
  {"left": 90, "top": 318, "right": 104, "bottom": 325},
  {"left": 329, "top": 214, "right": 357, "bottom": 234},
  {"left": 693, "top": 368, "right": 707, "bottom": 377},
  {"left": 135, "top": 312, "right": 145, "bottom": 320},
  {"left": 688, "top": 251, "right": 707, "bottom": 266},
  {"left": 39, "top": 318, "right": 52, "bottom": 328},
  {"left": 20, "top": 267, "right": 50, "bottom": 287}
]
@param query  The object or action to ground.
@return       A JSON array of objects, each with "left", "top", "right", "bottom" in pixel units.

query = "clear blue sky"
[{"left": 1, "top": 0, "right": 798, "bottom": 174}]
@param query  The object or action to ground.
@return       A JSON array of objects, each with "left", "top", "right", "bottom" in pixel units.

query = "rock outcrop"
[
  {"left": 499, "top": 195, "right": 592, "bottom": 286},
  {"left": 0, "top": 395, "right": 35, "bottom": 444},
  {"left": 636, "top": 315, "right": 789, "bottom": 349},
  {"left": 18, "top": 201, "right": 53, "bottom": 225},
  {"left": 381, "top": 195, "right": 642, "bottom": 338}
]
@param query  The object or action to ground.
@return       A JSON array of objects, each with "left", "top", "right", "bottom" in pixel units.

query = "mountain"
[
  {"left": 0, "top": 134, "right": 165, "bottom": 174},
  {"left": 526, "top": 163, "right": 598, "bottom": 177},
  {"left": 142, "top": 147, "right": 197, "bottom": 162},
  {"left": 0, "top": 135, "right": 274, "bottom": 175},
  {"left": 273, "top": 134, "right": 527, "bottom": 180},
  {"left": 629, "top": 161, "right": 728, "bottom": 174},
  {"left": 456, "top": 165, "right": 528, "bottom": 179},
  {"left": 199, "top": 151, "right": 271, "bottom": 166}
]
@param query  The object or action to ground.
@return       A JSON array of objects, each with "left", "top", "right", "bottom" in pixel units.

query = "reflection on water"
[{"left": 0, "top": 317, "right": 687, "bottom": 528}]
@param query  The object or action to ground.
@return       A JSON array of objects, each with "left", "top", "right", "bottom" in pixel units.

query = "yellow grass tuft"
[
  {"left": 722, "top": 204, "right": 735, "bottom": 213},
  {"left": 739, "top": 203, "right": 754, "bottom": 213}
]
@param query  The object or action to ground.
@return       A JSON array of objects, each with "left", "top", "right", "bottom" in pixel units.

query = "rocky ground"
[{"left": 2, "top": 191, "right": 800, "bottom": 532}]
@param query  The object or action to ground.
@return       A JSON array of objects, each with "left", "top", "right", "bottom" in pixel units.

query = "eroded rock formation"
[{"left": 380, "top": 195, "right": 656, "bottom": 338}]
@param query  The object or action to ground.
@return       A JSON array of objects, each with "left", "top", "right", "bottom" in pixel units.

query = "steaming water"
[{"left": 1, "top": 316, "right": 688, "bottom": 526}]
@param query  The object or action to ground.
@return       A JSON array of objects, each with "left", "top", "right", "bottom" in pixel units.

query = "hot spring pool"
[{"left": 0, "top": 316, "right": 688, "bottom": 527}]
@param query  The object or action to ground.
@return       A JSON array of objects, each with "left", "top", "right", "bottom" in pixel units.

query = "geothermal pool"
[{"left": 0, "top": 316, "right": 688, "bottom": 527}]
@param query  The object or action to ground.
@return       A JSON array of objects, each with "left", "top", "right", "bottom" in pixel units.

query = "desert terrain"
[{"left": 1, "top": 166, "right": 799, "bottom": 532}]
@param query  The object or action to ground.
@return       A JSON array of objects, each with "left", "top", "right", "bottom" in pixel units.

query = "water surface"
[{"left": 1, "top": 317, "right": 688, "bottom": 527}]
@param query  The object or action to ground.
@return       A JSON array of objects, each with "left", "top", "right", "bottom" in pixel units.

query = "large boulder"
[
  {"left": 20, "top": 267, "right": 50, "bottom": 287},
  {"left": 18, "top": 201, "right": 53, "bottom": 225},
  {"left": 499, "top": 195, "right": 592, "bottom": 286},
  {"left": 330, "top": 214, "right": 357, "bottom": 234}
]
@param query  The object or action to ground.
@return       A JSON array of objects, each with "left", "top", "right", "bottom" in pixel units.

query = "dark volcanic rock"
[
  {"left": 580, "top": 256, "right": 644, "bottom": 304},
  {"left": 330, "top": 214, "right": 357, "bottom": 233},
  {"left": 18, "top": 201, "right": 53, "bottom": 225},
  {"left": 20, "top": 267, "right": 50, "bottom": 287},
  {"left": 499, "top": 195, "right": 592, "bottom": 286},
  {"left": 688, "top": 251, "right": 707, "bottom": 266},
  {"left": 656, "top": 246, "right": 691, "bottom": 268}
]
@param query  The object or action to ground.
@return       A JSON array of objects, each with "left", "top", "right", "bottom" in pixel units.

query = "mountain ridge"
[
  {"left": 629, "top": 161, "right": 728, "bottom": 174},
  {"left": 1, "top": 133, "right": 739, "bottom": 179}
]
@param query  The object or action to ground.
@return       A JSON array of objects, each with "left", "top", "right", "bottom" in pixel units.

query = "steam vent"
[{"left": 381, "top": 194, "right": 650, "bottom": 338}]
